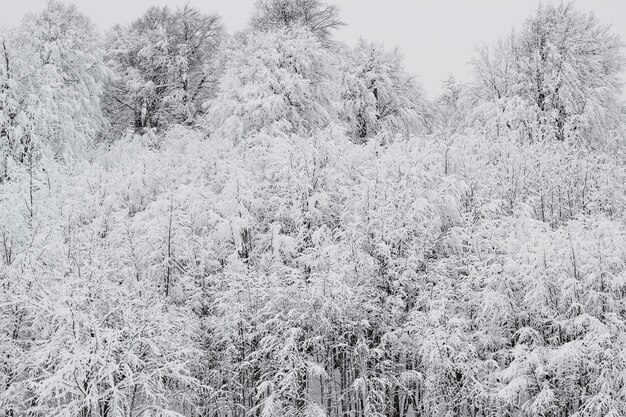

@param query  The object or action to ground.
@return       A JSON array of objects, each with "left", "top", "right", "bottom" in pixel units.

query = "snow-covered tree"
[
  {"left": 0, "top": 1, "right": 107, "bottom": 180},
  {"left": 342, "top": 39, "right": 426, "bottom": 143},
  {"left": 250, "top": 0, "right": 344, "bottom": 45},
  {"left": 104, "top": 5, "right": 223, "bottom": 134},
  {"left": 470, "top": 3, "right": 624, "bottom": 145},
  {"left": 205, "top": 26, "right": 338, "bottom": 142}
]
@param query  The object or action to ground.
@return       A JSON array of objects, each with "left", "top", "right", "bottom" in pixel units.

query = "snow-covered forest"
[{"left": 2, "top": 1, "right": 626, "bottom": 416}]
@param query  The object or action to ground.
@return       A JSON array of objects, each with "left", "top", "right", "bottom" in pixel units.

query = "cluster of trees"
[{"left": 2, "top": 1, "right": 626, "bottom": 416}]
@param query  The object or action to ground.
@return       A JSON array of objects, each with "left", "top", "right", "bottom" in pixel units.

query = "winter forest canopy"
[{"left": 2, "top": 0, "right": 626, "bottom": 416}]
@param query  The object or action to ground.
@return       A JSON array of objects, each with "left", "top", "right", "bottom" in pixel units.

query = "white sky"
[{"left": 1, "top": 0, "right": 625, "bottom": 99}]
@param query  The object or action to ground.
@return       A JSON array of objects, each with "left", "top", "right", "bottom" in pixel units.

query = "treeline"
[{"left": 2, "top": 1, "right": 626, "bottom": 417}]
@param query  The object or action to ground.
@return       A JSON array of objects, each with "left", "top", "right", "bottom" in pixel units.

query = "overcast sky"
[{"left": 1, "top": 0, "right": 625, "bottom": 98}]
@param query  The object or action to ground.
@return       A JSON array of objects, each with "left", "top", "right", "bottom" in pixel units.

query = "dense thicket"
[{"left": 2, "top": 1, "right": 626, "bottom": 417}]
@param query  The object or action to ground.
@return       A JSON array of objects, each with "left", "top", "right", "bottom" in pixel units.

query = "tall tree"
[
  {"left": 470, "top": 3, "right": 624, "bottom": 145},
  {"left": 342, "top": 39, "right": 426, "bottom": 143},
  {"left": 104, "top": 5, "right": 223, "bottom": 134},
  {"left": 250, "top": 0, "right": 344, "bottom": 45},
  {"left": 205, "top": 26, "right": 338, "bottom": 142},
  {"left": 0, "top": 1, "right": 107, "bottom": 180}
]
